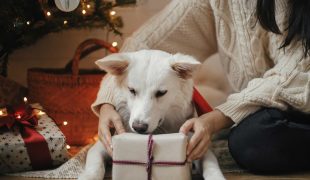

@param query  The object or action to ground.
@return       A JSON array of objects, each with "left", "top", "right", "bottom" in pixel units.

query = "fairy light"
[
  {"left": 112, "top": 41, "right": 118, "bottom": 47},
  {"left": 82, "top": 9, "right": 86, "bottom": 15},
  {"left": 0, "top": 108, "right": 8, "bottom": 116},
  {"left": 66, "top": 145, "right": 71, "bottom": 149},
  {"left": 110, "top": 10, "right": 116, "bottom": 16},
  {"left": 63, "top": 121, "right": 68, "bottom": 126},
  {"left": 63, "top": 20, "right": 68, "bottom": 25},
  {"left": 38, "top": 111, "right": 46, "bottom": 115},
  {"left": 26, "top": 21, "right": 30, "bottom": 25},
  {"left": 93, "top": 135, "right": 99, "bottom": 141},
  {"left": 23, "top": 97, "right": 28, "bottom": 103},
  {"left": 46, "top": 11, "right": 51, "bottom": 16},
  {"left": 87, "top": 4, "right": 91, "bottom": 8},
  {"left": 16, "top": 114, "right": 21, "bottom": 119}
]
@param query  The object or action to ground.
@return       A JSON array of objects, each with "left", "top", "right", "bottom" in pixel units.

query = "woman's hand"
[
  {"left": 98, "top": 104, "right": 126, "bottom": 156},
  {"left": 179, "top": 109, "right": 233, "bottom": 161}
]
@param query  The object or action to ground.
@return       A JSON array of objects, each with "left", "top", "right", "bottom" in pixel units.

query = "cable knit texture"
[{"left": 92, "top": 0, "right": 310, "bottom": 123}]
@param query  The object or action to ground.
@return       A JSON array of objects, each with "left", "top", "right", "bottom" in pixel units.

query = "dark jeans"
[{"left": 228, "top": 108, "right": 310, "bottom": 173}]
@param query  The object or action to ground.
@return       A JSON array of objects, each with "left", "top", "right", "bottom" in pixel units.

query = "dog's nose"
[{"left": 132, "top": 121, "right": 148, "bottom": 134}]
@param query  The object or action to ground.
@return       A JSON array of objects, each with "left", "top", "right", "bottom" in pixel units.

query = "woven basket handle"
[{"left": 71, "top": 38, "right": 118, "bottom": 80}]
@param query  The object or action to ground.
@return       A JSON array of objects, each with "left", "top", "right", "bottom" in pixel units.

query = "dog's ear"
[
  {"left": 171, "top": 53, "right": 201, "bottom": 79},
  {"left": 95, "top": 53, "right": 129, "bottom": 76}
]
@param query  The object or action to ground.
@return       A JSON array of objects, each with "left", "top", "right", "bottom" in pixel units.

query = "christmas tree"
[{"left": 0, "top": 0, "right": 132, "bottom": 77}]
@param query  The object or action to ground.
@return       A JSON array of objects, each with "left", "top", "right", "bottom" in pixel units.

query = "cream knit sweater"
[{"left": 92, "top": 0, "right": 310, "bottom": 123}]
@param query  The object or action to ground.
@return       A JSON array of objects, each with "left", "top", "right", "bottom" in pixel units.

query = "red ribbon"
[
  {"left": 0, "top": 104, "right": 53, "bottom": 170},
  {"left": 112, "top": 134, "right": 187, "bottom": 180},
  {"left": 192, "top": 87, "right": 213, "bottom": 115}
]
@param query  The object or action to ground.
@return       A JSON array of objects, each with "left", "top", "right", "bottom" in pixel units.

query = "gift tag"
[{"left": 55, "top": 0, "right": 80, "bottom": 12}]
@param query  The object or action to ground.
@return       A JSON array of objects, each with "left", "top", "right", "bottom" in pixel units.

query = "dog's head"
[{"left": 96, "top": 50, "right": 200, "bottom": 134}]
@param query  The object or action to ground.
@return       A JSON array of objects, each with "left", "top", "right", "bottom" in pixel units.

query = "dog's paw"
[
  {"left": 78, "top": 170, "right": 104, "bottom": 180},
  {"left": 203, "top": 172, "right": 226, "bottom": 180}
]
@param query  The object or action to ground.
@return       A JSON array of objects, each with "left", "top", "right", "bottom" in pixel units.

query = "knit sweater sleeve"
[
  {"left": 91, "top": 0, "right": 217, "bottom": 116},
  {"left": 216, "top": 46, "right": 310, "bottom": 124}
]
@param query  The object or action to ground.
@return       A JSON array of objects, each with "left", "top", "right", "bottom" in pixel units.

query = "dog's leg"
[
  {"left": 202, "top": 150, "right": 226, "bottom": 180},
  {"left": 78, "top": 141, "right": 109, "bottom": 180}
]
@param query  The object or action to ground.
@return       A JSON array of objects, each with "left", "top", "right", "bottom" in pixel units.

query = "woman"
[{"left": 92, "top": 0, "right": 310, "bottom": 173}]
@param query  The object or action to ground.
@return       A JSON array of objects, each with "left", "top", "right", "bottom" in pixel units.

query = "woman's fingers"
[
  {"left": 99, "top": 118, "right": 113, "bottom": 153},
  {"left": 179, "top": 119, "right": 194, "bottom": 135},
  {"left": 97, "top": 104, "right": 126, "bottom": 156},
  {"left": 99, "top": 127, "right": 112, "bottom": 156},
  {"left": 187, "top": 124, "right": 205, "bottom": 156},
  {"left": 187, "top": 135, "right": 210, "bottom": 161},
  {"left": 112, "top": 116, "right": 125, "bottom": 134},
  {"left": 179, "top": 119, "right": 198, "bottom": 155}
]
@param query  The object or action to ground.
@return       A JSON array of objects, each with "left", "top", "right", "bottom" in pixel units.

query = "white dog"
[{"left": 79, "top": 50, "right": 225, "bottom": 180}]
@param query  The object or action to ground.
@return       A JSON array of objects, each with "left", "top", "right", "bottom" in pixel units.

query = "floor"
[
  {"left": 2, "top": 145, "right": 310, "bottom": 179},
  {"left": 2, "top": 172, "right": 310, "bottom": 180}
]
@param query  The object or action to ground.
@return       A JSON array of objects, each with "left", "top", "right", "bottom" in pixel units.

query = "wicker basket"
[{"left": 27, "top": 38, "right": 118, "bottom": 145}]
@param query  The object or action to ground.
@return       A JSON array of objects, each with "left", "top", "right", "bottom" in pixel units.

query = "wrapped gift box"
[
  {"left": 0, "top": 104, "right": 69, "bottom": 173},
  {"left": 112, "top": 133, "right": 191, "bottom": 180}
]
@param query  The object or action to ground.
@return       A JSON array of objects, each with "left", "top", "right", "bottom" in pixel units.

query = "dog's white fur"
[{"left": 79, "top": 50, "right": 225, "bottom": 180}]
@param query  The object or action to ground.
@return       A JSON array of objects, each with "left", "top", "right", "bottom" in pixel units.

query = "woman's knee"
[{"left": 228, "top": 108, "right": 288, "bottom": 173}]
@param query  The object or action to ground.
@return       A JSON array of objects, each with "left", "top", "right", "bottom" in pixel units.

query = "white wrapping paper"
[{"left": 112, "top": 133, "right": 191, "bottom": 180}]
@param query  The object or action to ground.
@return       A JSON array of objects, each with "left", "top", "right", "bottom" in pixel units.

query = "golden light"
[
  {"left": 112, "top": 41, "right": 118, "bottom": 47},
  {"left": 82, "top": 9, "right": 86, "bottom": 15},
  {"left": 38, "top": 111, "right": 46, "bottom": 115},
  {"left": 63, "top": 20, "right": 68, "bottom": 25},
  {"left": 66, "top": 145, "right": 71, "bottom": 149},
  {"left": 87, "top": 4, "right": 91, "bottom": 8},
  {"left": 110, "top": 10, "right": 116, "bottom": 16},
  {"left": 26, "top": 21, "right": 30, "bottom": 25},
  {"left": 46, "top": 11, "right": 51, "bottom": 16},
  {"left": 63, "top": 121, "right": 68, "bottom": 126},
  {"left": 93, "top": 135, "right": 99, "bottom": 141},
  {"left": 0, "top": 108, "right": 7, "bottom": 116},
  {"left": 23, "top": 97, "right": 28, "bottom": 103}
]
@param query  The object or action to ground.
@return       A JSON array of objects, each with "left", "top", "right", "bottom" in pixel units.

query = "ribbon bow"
[
  {"left": 0, "top": 104, "right": 53, "bottom": 170},
  {"left": 0, "top": 105, "right": 38, "bottom": 131}
]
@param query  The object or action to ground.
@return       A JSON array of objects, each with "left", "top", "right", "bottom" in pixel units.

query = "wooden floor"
[{"left": 2, "top": 172, "right": 310, "bottom": 180}]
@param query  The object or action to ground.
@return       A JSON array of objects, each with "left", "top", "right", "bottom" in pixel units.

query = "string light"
[
  {"left": 82, "top": 9, "right": 86, "bottom": 15},
  {"left": 0, "top": 108, "right": 7, "bottom": 116},
  {"left": 63, "top": 20, "right": 68, "bottom": 25},
  {"left": 63, "top": 121, "right": 68, "bottom": 126},
  {"left": 110, "top": 10, "right": 116, "bottom": 16},
  {"left": 66, "top": 145, "right": 71, "bottom": 149},
  {"left": 112, "top": 41, "right": 118, "bottom": 47},
  {"left": 46, "top": 11, "right": 51, "bottom": 16},
  {"left": 87, "top": 4, "right": 91, "bottom": 8},
  {"left": 38, "top": 111, "right": 46, "bottom": 115},
  {"left": 16, "top": 114, "right": 21, "bottom": 119},
  {"left": 26, "top": 21, "right": 30, "bottom": 25},
  {"left": 93, "top": 135, "right": 99, "bottom": 141},
  {"left": 23, "top": 97, "right": 28, "bottom": 103}
]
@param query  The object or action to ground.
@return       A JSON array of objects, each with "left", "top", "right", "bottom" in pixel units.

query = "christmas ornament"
[{"left": 54, "top": 0, "right": 80, "bottom": 12}]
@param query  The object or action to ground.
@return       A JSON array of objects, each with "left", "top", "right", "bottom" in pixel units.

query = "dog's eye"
[
  {"left": 155, "top": 90, "right": 167, "bottom": 98},
  {"left": 128, "top": 87, "right": 136, "bottom": 96}
]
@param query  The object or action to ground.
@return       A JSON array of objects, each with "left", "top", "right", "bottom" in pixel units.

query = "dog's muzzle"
[{"left": 132, "top": 121, "right": 148, "bottom": 134}]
